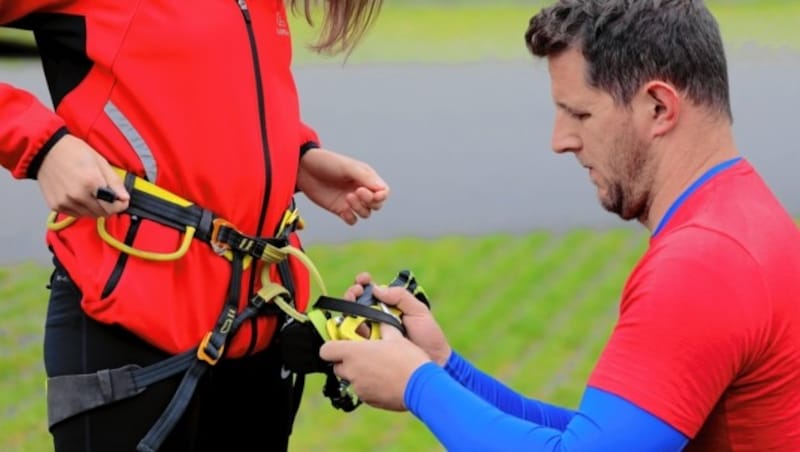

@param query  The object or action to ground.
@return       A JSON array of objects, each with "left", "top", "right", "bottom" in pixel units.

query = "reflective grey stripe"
[{"left": 104, "top": 101, "right": 157, "bottom": 182}]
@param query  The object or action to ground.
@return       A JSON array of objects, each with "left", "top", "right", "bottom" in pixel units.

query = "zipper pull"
[{"left": 237, "top": 0, "right": 251, "bottom": 22}]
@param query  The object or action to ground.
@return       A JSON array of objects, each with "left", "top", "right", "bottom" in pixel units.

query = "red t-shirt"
[{"left": 589, "top": 159, "right": 800, "bottom": 450}]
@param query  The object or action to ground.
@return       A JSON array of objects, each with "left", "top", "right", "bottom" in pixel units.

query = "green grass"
[
  {"left": 288, "top": 0, "right": 800, "bottom": 64},
  {"left": 2, "top": 1, "right": 799, "bottom": 65},
  {"left": 0, "top": 228, "right": 650, "bottom": 451}
]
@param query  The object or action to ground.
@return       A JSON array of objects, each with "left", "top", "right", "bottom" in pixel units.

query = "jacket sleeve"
[
  {"left": 1, "top": 2, "right": 72, "bottom": 179},
  {"left": 298, "top": 120, "right": 320, "bottom": 158},
  {"left": 0, "top": 0, "right": 66, "bottom": 24},
  {"left": 0, "top": 83, "right": 67, "bottom": 179}
]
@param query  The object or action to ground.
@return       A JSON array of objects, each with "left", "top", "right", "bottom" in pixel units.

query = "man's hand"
[
  {"left": 37, "top": 134, "right": 130, "bottom": 217},
  {"left": 345, "top": 272, "right": 452, "bottom": 366},
  {"left": 296, "top": 148, "right": 389, "bottom": 225},
  {"left": 319, "top": 324, "right": 430, "bottom": 412}
]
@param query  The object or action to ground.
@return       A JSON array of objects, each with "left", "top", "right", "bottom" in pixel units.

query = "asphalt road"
[{"left": 2, "top": 49, "right": 799, "bottom": 265}]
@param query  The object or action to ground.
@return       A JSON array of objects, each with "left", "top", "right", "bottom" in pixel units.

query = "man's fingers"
[
  {"left": 331, "top": 362, "right": 348, "bottom": 381},
  {"left": 344, "top": 283, "right": 366, "bottom": 301},
  {"left": 355, "top": 272, "right": 373, "bottom": 285},
  {"left": 322, "top": 337, "right": 401, "bottom": 383},
  {"left": 319, "top": 340, "right": 350, "bottom": 364},
  {"left": 372, "top": 286, "right": 427, "bottom": 315},
  {"left": 380, "top": 322, "right": 404, "bottom": 340}
]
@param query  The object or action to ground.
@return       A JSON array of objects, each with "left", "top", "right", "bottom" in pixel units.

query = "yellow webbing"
[{"left": 258, "top": 246, "right": 328, "bottom": 323}]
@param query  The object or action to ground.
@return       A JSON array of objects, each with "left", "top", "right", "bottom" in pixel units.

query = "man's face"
[{"left": 546, "top": 48, "right": 654, "bottom": 221}]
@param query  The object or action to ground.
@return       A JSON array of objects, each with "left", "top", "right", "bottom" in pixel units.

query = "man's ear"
[{"left": 642, "top": 81, "right": 680, "bottom": 137}]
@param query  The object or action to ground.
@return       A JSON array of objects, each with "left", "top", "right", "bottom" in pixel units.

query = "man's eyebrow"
[{"left": 556, "top": 102, "right": 585, "bottom": 115}]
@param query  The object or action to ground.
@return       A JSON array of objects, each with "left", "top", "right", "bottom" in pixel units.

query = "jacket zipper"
[{"left": 237, "top": 0, "right": 272, "bottom": 355}]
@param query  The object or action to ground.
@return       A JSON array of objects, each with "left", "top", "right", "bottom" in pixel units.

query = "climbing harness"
[
  {"left": 44, "top": 168, "right": 429, "bottom": 451},
  {"left": 277, "top": 269, "right": 430, "bottom": 412}
]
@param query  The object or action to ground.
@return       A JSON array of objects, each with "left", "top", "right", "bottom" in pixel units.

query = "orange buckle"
[
  {"left": 210, "top": 218, "right": 233, "bottom": 255},
  {"left": 197, "top": 332, "right": 224, "bottom": 365}
]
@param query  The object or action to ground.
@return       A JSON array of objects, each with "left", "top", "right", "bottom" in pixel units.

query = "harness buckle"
[
  {"left": 196, "top": 332, "right": 225, "bottom": 365},
  {"left": 210, "top": 218, "right": 233, "bottom": 255}
]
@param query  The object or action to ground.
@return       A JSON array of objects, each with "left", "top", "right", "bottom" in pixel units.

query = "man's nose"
[{"left": 551, "top": 117, "right": 580, "bottom": 154}]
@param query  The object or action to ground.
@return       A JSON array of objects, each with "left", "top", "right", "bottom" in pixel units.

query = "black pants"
[{"left": 44, "top": 263, "right": 296, "bottom": 452}]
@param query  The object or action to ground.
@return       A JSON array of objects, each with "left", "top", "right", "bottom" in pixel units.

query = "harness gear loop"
[
  {"left": 97, "top": 217, "right": 197, "bottom": 262},
  {"left": 46, "top": 212, "right": 77, "bottom": 231}
]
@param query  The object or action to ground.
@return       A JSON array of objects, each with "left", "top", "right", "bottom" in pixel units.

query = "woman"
[{"left": 0, "top": 1, "right": 387, "bottom": 450}]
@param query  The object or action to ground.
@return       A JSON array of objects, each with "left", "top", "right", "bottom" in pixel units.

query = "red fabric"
[
  {"left": 0, "top": 84, "right": 65, "bottom": 178},
  {"left": 299, "top": 121, "right": 320, "bottom": 148},
  {"left": 589, "top": 161, "right": 800, "bottom": 450},
  {"left": 1, "top": 0, "right": 316, "bottom": 357}
]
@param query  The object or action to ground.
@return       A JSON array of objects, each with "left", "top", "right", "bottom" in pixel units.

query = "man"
[{"left": 319, "top": 0, "right": 800, "bottom": 450}]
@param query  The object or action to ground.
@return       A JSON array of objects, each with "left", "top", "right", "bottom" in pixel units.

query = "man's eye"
[{"left": 573, "top": 112, "right": 590, "bottom": 121}]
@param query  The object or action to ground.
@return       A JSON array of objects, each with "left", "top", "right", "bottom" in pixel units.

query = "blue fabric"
[
  {"left": 652, "top": 157, "right": 742, "bottom": 237},
  {"left": 443, "top": 351, "right": 575, "bottom": 429},
  {"left": 405, "top": 353, "right": 688, "bottom": 451}
]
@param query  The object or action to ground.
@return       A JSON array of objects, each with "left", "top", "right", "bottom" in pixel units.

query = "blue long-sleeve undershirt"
[{"left": 404, "top": 352, "right": 688, "bottom": 451}]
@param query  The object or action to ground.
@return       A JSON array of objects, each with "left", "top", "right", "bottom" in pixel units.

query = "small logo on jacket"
[{"left": 276, "top": 12, "right": 289, "bottom": 36}]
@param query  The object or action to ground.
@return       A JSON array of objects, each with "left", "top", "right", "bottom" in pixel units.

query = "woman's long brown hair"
[{"left": 289, "top": 0, "right": 383, "bottom": 56}]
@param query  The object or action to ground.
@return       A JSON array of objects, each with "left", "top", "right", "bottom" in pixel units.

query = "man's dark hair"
[{"left": 525, "top": 0, "right": 732, "bottom": 120}]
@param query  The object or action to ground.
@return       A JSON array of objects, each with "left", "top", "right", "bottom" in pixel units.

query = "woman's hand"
[{"left": 296, "top": 148, "right": 389, "bottom": 225}]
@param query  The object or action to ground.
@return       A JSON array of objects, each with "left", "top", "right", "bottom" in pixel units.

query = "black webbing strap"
[
  {"left": 46, "top": 353, "right": 196, "bottom": 428},
  {"left": 322, "top": 365, "right": 360, "bottom": 412},
  {"left": 314, "top": 296, "right": 406, "bottom": 336},
  {"left": 119, "top": 174, "right": 291, "bottom": 261},
  {"left": 120, "top": 172, "right": 215, "bottom": 241},
  {"left": 46, "top": 364, "right": 145, "bottom": 429},
  {"left": 137, "top": 252, "right": 246, "bottom": 452},
  {"left": 275, "top": 243, "right": 304, "bottom": 429},
  {"left": 136, "top": 363, "right": 208, "bottom": 452},
  {"left": 127, "top": 191, "right": 214, "bottom": 240},
  {"left": 215, "top": 226, "right": 289, "bottom": 260}
]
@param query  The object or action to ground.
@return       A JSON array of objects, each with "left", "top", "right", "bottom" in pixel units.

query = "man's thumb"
[{"left": 379, "top": 321, "right": 404, "bottom": 340}]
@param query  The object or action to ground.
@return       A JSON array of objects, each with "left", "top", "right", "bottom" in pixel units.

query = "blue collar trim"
[{"left": 652, "top": 157, "right": 742, "bottom": 238}]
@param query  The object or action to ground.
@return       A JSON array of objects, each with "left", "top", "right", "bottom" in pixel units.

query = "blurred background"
[
  {"left": 1, "top": 1, "right": 798, "bottom": 450},
  {"left": 2, "top": 0, "right": 798, "bottom": 265}
]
